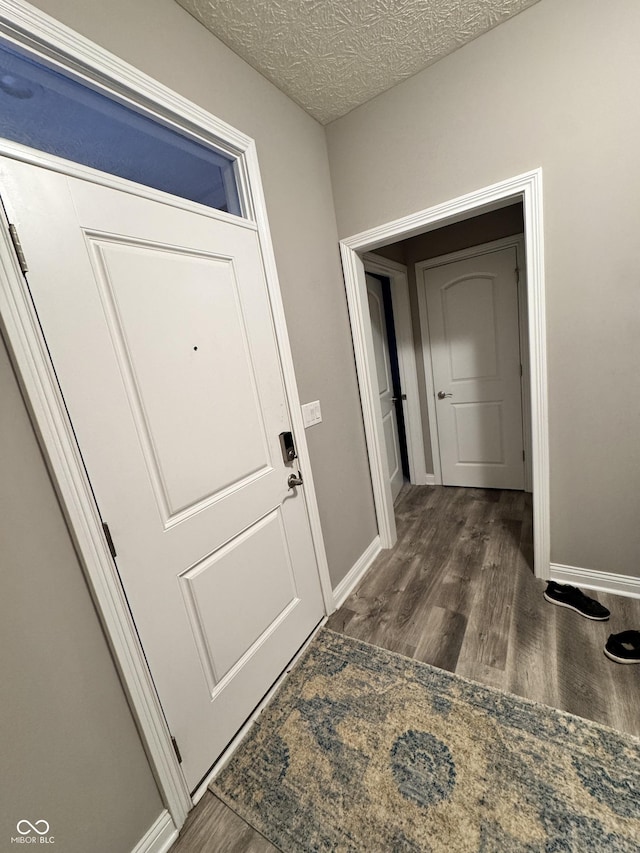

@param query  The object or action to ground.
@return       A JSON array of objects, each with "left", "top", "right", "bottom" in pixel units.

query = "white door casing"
[
  {"left": 1, "top": 157, "right": 324, "bottom": 791},
  {"left": 420, "top": 246, "right": 525, "bottom": 489},
  {"left": 339, "top": 170, "right": 549, "bottom": 576},
  {"left": 366, "top": 273, "right": 403, "bottom": 502}
]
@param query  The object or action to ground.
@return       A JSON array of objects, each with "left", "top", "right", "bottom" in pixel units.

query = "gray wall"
[
  {"left": 327, "top": 0, "right": 640, "bottom": 577},
  {"left": 27, "top": 0, "right": 377, "bottom": 588},
  {"left": 0, "top": 333, "right": 163, "bottom": 851},
  {"left": 376, "top": 205, "right": 524, "bottom": 474}
]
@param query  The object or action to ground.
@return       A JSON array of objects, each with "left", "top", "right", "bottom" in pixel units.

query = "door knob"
[
  {"left": 437, "top": 391, "right": 453, "bottom": 399},
  {"left": 287, "top": 471, "right": 303, "bottom": 489}
]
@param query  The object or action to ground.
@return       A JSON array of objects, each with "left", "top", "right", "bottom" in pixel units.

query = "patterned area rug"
[{"left": 211, "top": 629, "right": 640, "bottom": 852}]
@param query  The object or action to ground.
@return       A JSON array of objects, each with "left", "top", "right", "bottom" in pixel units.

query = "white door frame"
[
  {"left": 415, "top": 235, "right": 533, "bottom": 492},
  {"left": 339, "top": 169, "right": 550, "bottom": 579},
  {"left": 0, "top": 0, "right": 333, "bottom": 832},
  {"left": 363, "top": 253, "right": 428, "bottom": 487}
]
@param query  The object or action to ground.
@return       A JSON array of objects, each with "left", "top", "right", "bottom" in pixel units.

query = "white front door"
[
  {"left": 423, "top": 247, "right": 524, "bottom": 490},
  {"left": 1, "top": 158, "right": 324, "bottom": 790},
  {"left": 366, "top": 274, "right": 404, "bottom": 502}
]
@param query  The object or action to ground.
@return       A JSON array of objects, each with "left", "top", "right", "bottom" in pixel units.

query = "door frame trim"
[
  {"left": 363, "top": 253, "right": 428, "bottom": 486},
  {"left": 339, "top": 169, "right": 550, "bottom": 579},
  {"left": 415, "top": 235, "right": 532, "bottom": 491},
  {"left": 0, "top": 0, "right": 333, "bottom": 830}
]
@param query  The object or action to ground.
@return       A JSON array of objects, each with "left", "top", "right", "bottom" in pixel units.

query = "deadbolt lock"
[{"left": 279, "top": 431, "right": 297, "bottom": 464}]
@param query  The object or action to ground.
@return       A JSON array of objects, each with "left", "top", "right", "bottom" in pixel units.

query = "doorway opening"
[
  {"left": 340, "top": 170, "right": 549, "bottom": 578},
  {"left": 379, "top": 222, "right": 530, "bottom": 493}
]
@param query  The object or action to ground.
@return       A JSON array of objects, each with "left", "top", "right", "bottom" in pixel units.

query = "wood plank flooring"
[
  {"left": 170, "top": 792, "right": 278, "bottom": 853},
  {"left": 328, "top": 485, "right": 640, "bottom": 735},
  {"left": 170, "top": 484, "right": 640, "bottom": 851}
]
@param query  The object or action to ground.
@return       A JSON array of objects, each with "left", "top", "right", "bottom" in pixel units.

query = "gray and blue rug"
[{"left": 211, "top": 629, "right": 640, "bottom": 852}]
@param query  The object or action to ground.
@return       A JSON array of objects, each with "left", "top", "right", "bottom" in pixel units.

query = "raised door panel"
[
  {"left": 368, "top": 287, "right": 392, "bottom": 396},
  {"left": 452, "top": 401, "right": 504, "bottom": 465},
  {"left": 382, "top": 408, "right": 401, "bottom": 494},
  {"left": 441, "top": 276, "right": 499, "bottom": 382},
  {"left": 180, "top": 509, "right": 298, "bottom": 693},
  {"left": 89, "top": 238, "right": 270, "bottom": 523}
]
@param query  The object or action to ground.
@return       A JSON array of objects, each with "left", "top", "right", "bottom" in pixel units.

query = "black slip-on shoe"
[
  {"left": 543, "top": 581, "right": 610, "bottom": 621},
  {"left": 604, "top": 630, "right": 640, "bottom": 664}
]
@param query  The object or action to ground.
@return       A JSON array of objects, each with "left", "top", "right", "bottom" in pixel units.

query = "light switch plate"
[{"left": 301, "top": 400, "right": 322, "bottom": 428}]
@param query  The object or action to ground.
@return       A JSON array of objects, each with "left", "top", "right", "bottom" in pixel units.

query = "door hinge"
[
  {"left": 522, "top": 449, "right": 526, "bottom": 461},
  {"left": 515, "top": 266, "right": 520, "bottom": 284},
  {"left": 8, "top": 223, "right": 28, "bottom": 274},
  {"left": 171, "top": 736, "right": 183, "bottom": 764},
  {"left": 520, "top": 363, "right": 523, "bottom": 377},
  {"left": 102, "top": 522, "right": 117, "bottom": 559}
]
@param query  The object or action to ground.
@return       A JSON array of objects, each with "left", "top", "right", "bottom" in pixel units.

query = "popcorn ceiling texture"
[{"left": 175, "top": 0, "right": 541, "bottom": 124}]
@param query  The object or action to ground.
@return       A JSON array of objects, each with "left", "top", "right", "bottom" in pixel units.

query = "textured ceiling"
[{"left": 175, "top": 0, "right": 541, "bottom": 124}]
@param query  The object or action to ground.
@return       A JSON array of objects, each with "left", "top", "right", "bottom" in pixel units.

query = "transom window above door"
[{"left": 0, "top": 38, "right": 242, "bottom": 216}]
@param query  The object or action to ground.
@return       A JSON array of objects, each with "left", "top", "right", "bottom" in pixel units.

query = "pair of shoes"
[
  {"left": 543, "top": 581, "right": 610, "bottom": 621},
  {"left": 543, "top": 583, "right": 639, "bottom": 664},
  {"left": 604, "top": 631, "right": 640, "bottom": 664}
]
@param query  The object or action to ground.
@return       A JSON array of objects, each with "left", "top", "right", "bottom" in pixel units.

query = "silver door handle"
[
  {"left": 437, "top": 391, "right": 453, "bottom": 399},
  {"left": 287, "top": 471, "right": 303, "bottom": 489},
  {"left": 391, "top": 394, "right": 407, "bottom": 402}
]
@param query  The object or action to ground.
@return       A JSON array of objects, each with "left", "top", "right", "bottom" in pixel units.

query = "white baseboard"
[
  {"left": 131, "top": 810, "right": 178, "bottom": 853},
  {"left": 332, "top": 536, "right": 381, "bottom": 611},
  {"left": 550, "top": 563, "right": 640, "bottom": 600},
  {"left": 424, "top": 474, "right": 436, "bottom": 486}
]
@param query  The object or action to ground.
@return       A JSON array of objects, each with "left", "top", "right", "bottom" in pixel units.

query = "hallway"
[{"left": 327, "top": 485, "right": 640, "bottom": 736}]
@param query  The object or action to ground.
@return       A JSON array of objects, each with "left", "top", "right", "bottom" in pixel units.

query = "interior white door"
[
  {"left": 1, "top": 158, "right": 324, "bottom": 791},
  {"left": 423, "top": 247, "right": 524, "bottom": 489},
  {"left": 366, "top": 274, "right": 403, "bottom": 502}
]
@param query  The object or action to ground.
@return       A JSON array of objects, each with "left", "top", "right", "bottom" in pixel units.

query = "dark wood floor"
[
  {"left": 171, "top": 484, "right": 640, "bottom": 852},
  {"left": 327, "top": 485, "right": 639, "bottom": 736},
  {"left": 170, "top": 792, "right": 278, "bottom": 853}
]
